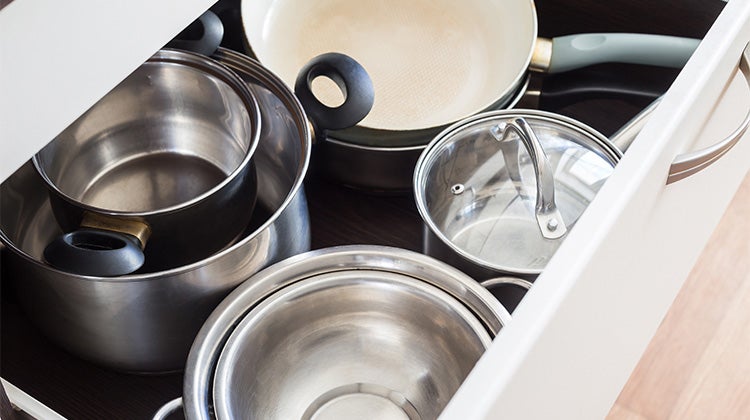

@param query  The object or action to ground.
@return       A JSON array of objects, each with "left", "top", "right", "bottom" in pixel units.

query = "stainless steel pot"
[
  {"left": 0, "top": 47, "right": 314, "bottom": 372},
  {"left": 415, "top": 109, "right": 622, "bottom": 279},
  {"left": 34, "top": 48, "right": 261, "bottom": 276},
  {"left": 154, "top": 245, "right": 511, "bottom": 420}
]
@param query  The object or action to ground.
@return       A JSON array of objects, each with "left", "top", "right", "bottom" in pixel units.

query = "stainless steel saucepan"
[{"left": 34, "top": 48, "right": 262, "bottom": 276}]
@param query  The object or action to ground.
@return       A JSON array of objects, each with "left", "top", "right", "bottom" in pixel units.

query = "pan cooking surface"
[{"left": 244, "top": 0, "right": 535, "bottom": 130}]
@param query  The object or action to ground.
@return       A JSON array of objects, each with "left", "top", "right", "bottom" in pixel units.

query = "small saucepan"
[
  {"left": 414, "top": 109, "right": 621, "bottom": 279},
  {"left": 33, "top": 48, "right": 262, "bottom": 276},
  {"left": 240, "top": 0, "right": 698, "bottom": 147}
]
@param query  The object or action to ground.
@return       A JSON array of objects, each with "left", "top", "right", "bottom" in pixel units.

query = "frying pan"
[{"left": 240, "top": 0, "right": 699, "bottom": 147}]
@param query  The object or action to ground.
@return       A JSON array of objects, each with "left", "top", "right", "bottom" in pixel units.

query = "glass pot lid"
[{"left": 414, "top": 109, "right": 622, "bottom": 274}]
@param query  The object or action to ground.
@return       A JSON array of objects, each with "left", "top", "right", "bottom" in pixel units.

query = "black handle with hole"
[
  {"left": 43, "top": 229, "right": 145, "bottom": 276},
  {"left": 294, "top": 53, "right": 375, "bottom": 139},
  {"left": 165, "top": 10, "right": 224, "bottom": 56}
]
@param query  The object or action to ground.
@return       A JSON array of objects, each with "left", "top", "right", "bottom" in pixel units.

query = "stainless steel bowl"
[
  {"left": 213, "top": 269, "right": 492, "bottom": 420},
  {"left": 179, "top": 245, "right": 511, "bottom": 420}
]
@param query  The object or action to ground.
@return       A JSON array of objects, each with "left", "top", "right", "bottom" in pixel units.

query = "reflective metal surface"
[
  {"left": 183, "top": 245, "right": 511, "bottom": 420},
  {"left": 0, "top": 48, "right": 312, "bottom": 372},
  {"left": 415, "top": 110, "right": 621, "bottom": 278},
  {"left": 33, "top": 49, "right": 262, "bottom": 271},
  {"left": 213, "top": 270, "right": 492, "bottom": 420}
]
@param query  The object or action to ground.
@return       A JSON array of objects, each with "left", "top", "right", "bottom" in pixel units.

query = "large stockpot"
[
  {"left": 415, "top": 110, "right": 622, "bottom": 279},
  {"left": 34, "top": 48, "right": 261, "bottom": 276},
  {"left": 0, "top": 47, "right": 318, "bottom": 373},
  {"left": 153, "top": 245, "right": 511, "bottom": 420},
  {"left": 240, "top": 0, "right": 698, "bottom": 148}
]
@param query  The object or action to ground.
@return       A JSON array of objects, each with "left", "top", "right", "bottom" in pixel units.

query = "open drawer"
[
  {"left": 0, "top": 0, "right": 747, "bottom": 419},
  {"left": 444, "top": 1, "right": 750, "bottom": 418}
]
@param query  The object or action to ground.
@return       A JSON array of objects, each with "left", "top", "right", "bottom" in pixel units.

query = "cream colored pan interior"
[{"left": 241, "top": 0, "right": 537, "bottom": 131}]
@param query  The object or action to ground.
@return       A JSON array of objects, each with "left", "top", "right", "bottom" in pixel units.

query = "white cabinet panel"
[
  {"left": 442, "top": 1, "right": 750, "bottom": 418},
  {"left": 0, "top": 0, "right": 216, "bottom": 182}
]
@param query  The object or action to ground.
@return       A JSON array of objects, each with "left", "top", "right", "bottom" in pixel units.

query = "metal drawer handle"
[{"left": 667, "top": 43, "right": 750, "bottom": 184}]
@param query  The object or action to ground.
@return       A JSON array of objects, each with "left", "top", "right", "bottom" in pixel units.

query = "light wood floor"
[{"left": 607, "top": 172, "right": 750, "bottom": 420}]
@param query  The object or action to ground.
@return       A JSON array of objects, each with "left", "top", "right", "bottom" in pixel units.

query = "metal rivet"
[
  {"left": 547, "top": 218, "right": 559, "bottom": 231},
  {"left": 490, "top": 123, "right": 507, "bottom": 141},
  {"left": 451, "top": 184, "right": 465, "bottom": 195}
]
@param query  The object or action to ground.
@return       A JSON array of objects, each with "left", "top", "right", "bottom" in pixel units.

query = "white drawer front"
[{"left": 442, "top": 1, "right": 750, "bottom": 419}]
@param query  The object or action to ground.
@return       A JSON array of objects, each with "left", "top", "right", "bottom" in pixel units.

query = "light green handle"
[{"left": 549, "top": 33, "right": 700, "bottom": 73}]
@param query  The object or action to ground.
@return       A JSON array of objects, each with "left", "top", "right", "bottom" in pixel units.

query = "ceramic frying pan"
[{"left": 240, "top": 0, "right": 698, "bottom": 146}]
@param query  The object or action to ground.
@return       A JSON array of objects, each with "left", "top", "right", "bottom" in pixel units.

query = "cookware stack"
[{"left": 0, "top": 1, "right": 700, "bottom": 418}]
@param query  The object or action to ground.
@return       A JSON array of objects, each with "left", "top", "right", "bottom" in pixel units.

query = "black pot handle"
[
  {"left": 166, "top": 10, "right": 224, "bottom": 56},
  {"left": 294, "top": 53, "right": 374, "bottom": 137},
  {"left": 43, "top": 229, "right": 145, "bottom": 277}
]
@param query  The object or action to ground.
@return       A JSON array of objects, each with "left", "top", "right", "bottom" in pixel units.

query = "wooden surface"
[
  {"left": 608, "top": 171, "right": 750, "bottom": 420},
  {"left": 0, "top": 0, "right": 727, "bottom": 418}
]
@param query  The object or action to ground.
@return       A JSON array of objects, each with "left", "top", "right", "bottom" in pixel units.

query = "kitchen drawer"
[
  {"left": 444, "top": 1, "right": 750, "bottom": 418},
  {"left": 0, "top": 1, "right": 746, "bottom": 419}
]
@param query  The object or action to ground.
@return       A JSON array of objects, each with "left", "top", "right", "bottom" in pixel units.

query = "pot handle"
[
  {"left": 166, "top": 10, "right": 224, "bottom": 56},
  {"left": 480, "top": 277, "right": 534, "bottom": 314},
  {"left": 152, "top": 397, "right": 184, "bottom": 420},
  {"left": 491, "top": 118, "right": 567, "bottom": 239},
  {"left": 531, "top": 34, "right": 700, "bottom": 74},
  {"left": 43, "top": 229, "right": 146, "bottom": 277},
  {"left": 294, "top": 53, "right": 375, "bottom": 138}
]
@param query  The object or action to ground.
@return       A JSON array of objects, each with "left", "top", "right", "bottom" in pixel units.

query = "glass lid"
[{"left": 414, "top": 110, "right": 621, "bottom": 274}]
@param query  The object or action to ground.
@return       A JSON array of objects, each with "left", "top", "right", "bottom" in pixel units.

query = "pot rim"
[
  {"left": 1, "top": 48, "right": 311, "bottom": 283},
  {"left": 31, "top": 48, "right": 263, "bottom": 218},
  {"left": 413, "top": 109, "right": 622, "bottom": 275},
  {"left": 182, "top": 245, "right": 511, "bottom": 420}
]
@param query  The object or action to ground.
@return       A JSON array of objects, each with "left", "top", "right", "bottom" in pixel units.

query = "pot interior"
[
  {"left": 35, "top": 52, "right": 256, "bottom": 213},
  {"left": 242, "top": 0, "right": 536, "bottom": 131},
  {"left": 212, "top": 270, "right": 492, "bottom": 420}
]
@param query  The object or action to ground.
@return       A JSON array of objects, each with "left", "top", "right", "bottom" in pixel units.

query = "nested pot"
[{"left": 33, "top": 48, "right": 262, "bottom": 276}]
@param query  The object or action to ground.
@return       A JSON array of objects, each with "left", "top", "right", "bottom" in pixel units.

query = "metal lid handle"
[{"left": 491, "top": 118, "right": 567, "bottom": 239}]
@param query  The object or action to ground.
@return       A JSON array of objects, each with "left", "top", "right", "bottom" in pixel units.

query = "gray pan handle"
[{"left": 545, "top": 33, "right": 700, "bottom": 74}]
